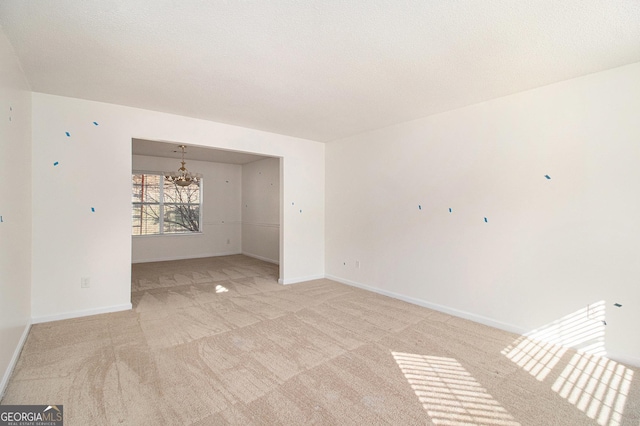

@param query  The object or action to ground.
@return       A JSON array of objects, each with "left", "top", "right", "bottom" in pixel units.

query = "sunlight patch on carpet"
[
  {"left": 552, "top": 352, "right": 633, "bottom": 426},
  {"left": 502, "top": 301, "right": 607, "bottom": 381},
  {"left": 392, "top": 351, "right": 520, "bottom": 426}
]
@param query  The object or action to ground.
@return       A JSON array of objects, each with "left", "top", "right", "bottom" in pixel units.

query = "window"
[{"left": 132, "top": 172, "right": 202, "bottom": 235}]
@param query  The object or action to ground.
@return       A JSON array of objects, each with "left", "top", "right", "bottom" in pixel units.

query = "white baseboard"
[
  {"left": 605, "top": 352, "right": 640, "bottom": 368},
  {"left": 325, "top": 274, "right": 640, "bottom": 368},
  {"left": 279, "top": 274, "right": 325, "bottom": 285},
  {"left": 242, "top": 251, "right": 279, "bottom": 265},
  {"left": 1, "top": 320, "right": 31, "bottom": 399},
  {"left": 132, "top": 251, "right": 242, "bottom": 264},
  {"left": 325, "top": 274, "right": 528, "bottom": 335},
  {"left": 31, "top": 303, "right": 132, "bottom": 324}
]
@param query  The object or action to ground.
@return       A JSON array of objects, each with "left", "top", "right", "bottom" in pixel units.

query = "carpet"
[{"left": 2, "top": 255, "right": 639, "bottom": 425}]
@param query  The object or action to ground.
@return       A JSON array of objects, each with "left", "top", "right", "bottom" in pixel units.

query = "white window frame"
[{"left": 132, "top": 171, "right": 203, "bottom": 236}]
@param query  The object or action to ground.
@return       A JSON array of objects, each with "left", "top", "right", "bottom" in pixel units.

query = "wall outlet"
[
  {"left": 81, "top": 277, "right": 90, "bottom": 288},
  {"left": 226, "top": 238, "right": 231, "bottom": 244},
  {"left": 356, "top": 261, "right": 360, "bottom": 268}
]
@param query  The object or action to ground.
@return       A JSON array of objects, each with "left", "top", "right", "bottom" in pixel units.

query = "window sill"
[{"left": 132, "top": 232, "right": 204, "bottom": 238}]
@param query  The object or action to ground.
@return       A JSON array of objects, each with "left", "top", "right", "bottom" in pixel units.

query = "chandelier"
[{"left": 165, "top": 145, "right": 202, "bottom": 187}]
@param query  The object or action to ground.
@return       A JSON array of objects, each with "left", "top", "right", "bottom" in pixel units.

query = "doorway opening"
[{"left": 130, "top": 138, "right": 283, "bottom": 290}]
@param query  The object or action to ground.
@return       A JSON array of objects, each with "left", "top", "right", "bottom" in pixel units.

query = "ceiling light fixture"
[{"left": 165, "top": 145, "right": 202, "bottom": 186}]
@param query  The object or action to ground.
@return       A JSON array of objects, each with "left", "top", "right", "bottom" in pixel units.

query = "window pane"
[
  {"left": 132, "top": 173, "right": 202, "bottom": 236},
  {"left": 163, "top": 180, "right": 200, "bottom": 204},
  {"left": 132, "top": 203, "right": 161, "bottom": 235},
  {"left": 132, "top": 174, "right": 161, "bottom": 203},
  {"left": 163, "top": 205, "right": 200, "bottom": 234}
]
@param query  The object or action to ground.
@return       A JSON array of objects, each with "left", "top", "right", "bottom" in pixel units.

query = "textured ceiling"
[{"left": 1, "top": 1, "right": 639, "bottom": 142}]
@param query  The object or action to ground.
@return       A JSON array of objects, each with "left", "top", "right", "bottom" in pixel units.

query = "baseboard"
[
  {"left": 325, "top": 274, "right": 640, "bottom": 368},
  {"left": 242, "top": 251, "right": 279, "bottom": 265},
  {"left": 605, "top": 352, "right": 640, "bottom": 368},
  {"left": 132, "top": 251, "right": 242, "bottom": 264},
  {"left": 325, "top": 274, "right": 527, "bottom": 335},
  {"left": 0, "top": 320, "right": 31, "bottom": 400},
  {"left": 31, "top": 303, "right": 132, "bottom": 324},
  {"left": 279, "top": 274, "right": 325, "bottom": 285}
]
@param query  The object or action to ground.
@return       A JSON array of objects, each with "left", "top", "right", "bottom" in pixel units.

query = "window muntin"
[{"left": 132, "top": 173, "right": 201, "bottom": 235}]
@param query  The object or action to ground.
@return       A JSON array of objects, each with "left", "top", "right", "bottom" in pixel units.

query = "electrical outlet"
[
  {"left": 356, "top": 261, "right": 360, "bottom": 268},
  {"left": 226, "top": 238, "right": 230, "bottom": 244},
  {"left": 81, "top": 277, "right": 90, "bottom": 288}
]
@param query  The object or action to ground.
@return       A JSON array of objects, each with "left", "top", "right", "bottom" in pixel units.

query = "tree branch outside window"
[{"left": 132, "top": 173, "right": 201, "bottom": 235}]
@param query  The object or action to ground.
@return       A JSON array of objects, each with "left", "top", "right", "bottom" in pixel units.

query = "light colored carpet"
[{"left": 2, "top": 255, "right": 639, "bottom": 425}]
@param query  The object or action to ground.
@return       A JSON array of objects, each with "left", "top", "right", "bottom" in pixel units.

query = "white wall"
[
  {"left": 242, "top": 157, "right": 280, "bottom": 264},
  {"left": 31, "top": 93, "right": 325, "bottom": 321},
  {"left": 326, "top": 62, "right": 640, "bottom": 366},
  {"left": 132, "top": 155, "right": 242, "bottom": 263},
  {"left": 0, "top": 29, "right": 32, "bottom": 396}
]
